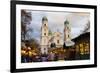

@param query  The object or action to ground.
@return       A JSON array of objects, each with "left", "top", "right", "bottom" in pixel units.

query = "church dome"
[
  {"left": 42, "top": 16, "right": 48, "bottom": 21},
  {"left": 64, "top": 20, "right": 69, "bottom": 25}
]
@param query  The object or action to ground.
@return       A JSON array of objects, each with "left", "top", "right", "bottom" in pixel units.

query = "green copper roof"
[
  {"left": 64, "top": 20, "right": 69, "bottom": 25},
  {"left": 42, "top": 16, "right": 48, "bottom": 21}
]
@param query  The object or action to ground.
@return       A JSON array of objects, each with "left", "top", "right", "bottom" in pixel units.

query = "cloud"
[{"left": 26, "top": 10, "right": 90, "bottom": 42}]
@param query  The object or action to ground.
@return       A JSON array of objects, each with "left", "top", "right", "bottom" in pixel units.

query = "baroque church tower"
[
  {"left": 64, "top": 19, "right": 71, "bottom": 42},
  {"left": 41, "top": 16, "right": 49, "bottom": 54},
  {"left": 64, "top": 19, "right": 75, "bottom": 46}
]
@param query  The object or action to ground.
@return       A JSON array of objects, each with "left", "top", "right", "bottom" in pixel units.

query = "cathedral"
[{"left": 40, "top": 16, "right": 74, "bottom": 54}]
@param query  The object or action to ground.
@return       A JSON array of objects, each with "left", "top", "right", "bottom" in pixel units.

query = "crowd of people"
[
  {"left": 21, "top": 50, "right": 65, "bottom": 63},
  {"left": 21, "top": 42, "right": 90, "bottom": 63}
]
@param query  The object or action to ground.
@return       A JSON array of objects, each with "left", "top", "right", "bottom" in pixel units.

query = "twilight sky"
[{"left": 26, "top": 10, "right": 90, "bottom": 43}]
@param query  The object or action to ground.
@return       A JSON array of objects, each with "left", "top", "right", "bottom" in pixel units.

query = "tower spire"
[
  {"left": 64, "top": 19, "right": 75, "bottom": 46},
  {"left": 41, "top": 16, "right": 49, "bottom": 54}
]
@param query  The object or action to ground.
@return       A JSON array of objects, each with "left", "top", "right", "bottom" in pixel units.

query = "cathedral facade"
[{"left": 40, "top": 16, "right": 72, "bottom": 54}]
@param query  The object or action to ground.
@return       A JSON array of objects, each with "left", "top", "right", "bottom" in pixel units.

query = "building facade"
[{"left": 40, "top": 16, "right": 73, "bottom": 54}]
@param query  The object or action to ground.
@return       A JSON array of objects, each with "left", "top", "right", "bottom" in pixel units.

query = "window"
[
  {"left": 79, "top": 43, "right": 84, "bottom": 55},
  {"left": 44, "top": 24, "right": 46, "bottom": 26},
  {"left": 44, "top": 48, "right": 46, "bottom": 50},
  {"left": 84, "top": 43, "right": 89, "bottom": 54},
  {"left": 44, "top": 33, "right": 46, "bottom": 36},
  {"left": 68, "top": 35, "right": 69, "bottom": 38},
  {"left": 57, "top": 40, "right": 59, "bottom": 44},
  {"left": 57, "top": 34, "right": 59, "bottom": 37},
  {"left": 67, "top": 26, "right": 68, "bottom": 29}
]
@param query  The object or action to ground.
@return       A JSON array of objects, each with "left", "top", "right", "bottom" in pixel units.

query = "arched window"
[
  {"left": 57, "top": 40, "right": 59, "bottom": 44},
  {"left": 50, "top": 43, "right": 56, "bottom": 48},
  {"left": 57, "top": 34, "right": 59, "bottom": 37},
  {"left": 44, "top": 48, "right": 46, "bottom": 50},
  {"left": 44, "top": 24, "right": 46, "bottom": 26},
  {"left": 44, "top": 33, "right": 46, "bottom": 36}
]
